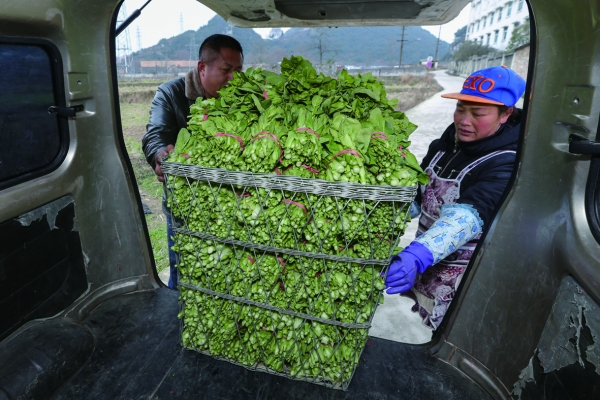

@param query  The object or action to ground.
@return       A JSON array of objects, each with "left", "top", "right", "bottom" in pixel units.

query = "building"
[
  {"left": 138, "top": 60, "right": 195, "bottom": 74},
  {"left": 465, "top": 0, "right": 530, "bottom": 51}
]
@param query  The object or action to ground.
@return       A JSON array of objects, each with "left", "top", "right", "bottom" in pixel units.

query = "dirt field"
[{"left": 118, "top": 73, "right": 442, "bottom": 272}]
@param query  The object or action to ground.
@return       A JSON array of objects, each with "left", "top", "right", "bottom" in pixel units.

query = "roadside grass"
[
  {"left": 381, "top": 73, "right": 443, "bottom": 112},
  {"left": 120, "top": 103, "right": 152, "bottom": 129},
  {"left": 117, "top": 72, "right": 441, "bottom": 274},
  {"left": 145, "top": 214, "right": 169, "bottom": 274},
  {"left": 120, "top": 95, "right": 170, "bottom": 273}
]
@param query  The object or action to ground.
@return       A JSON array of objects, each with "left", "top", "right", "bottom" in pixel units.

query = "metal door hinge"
[
  {"left": 569, "top": 133, "right": 600, "bottom": 155},
  {"left": 48, "top": 104, "right": 84, "bottom": 117}
]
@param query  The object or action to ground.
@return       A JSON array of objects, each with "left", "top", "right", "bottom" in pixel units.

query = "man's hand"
[{"left": 154, "top": 144, "right": 174, "bottom": 182}]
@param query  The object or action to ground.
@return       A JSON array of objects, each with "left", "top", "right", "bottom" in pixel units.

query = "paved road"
[{"left": 369, "top": 70, "right": 467, "bottom": 344}]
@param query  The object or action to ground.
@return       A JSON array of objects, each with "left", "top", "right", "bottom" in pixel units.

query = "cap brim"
[{"left": 441, "top": 92, "right": 504, "bottom": 106}]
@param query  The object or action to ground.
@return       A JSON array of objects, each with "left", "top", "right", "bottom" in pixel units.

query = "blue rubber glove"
[{"left": 384, "top": 242, "right": 434, "bottom": 294}]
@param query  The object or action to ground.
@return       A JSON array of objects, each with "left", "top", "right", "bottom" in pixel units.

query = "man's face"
[
  {"left": 453, "top": 100, "right": 512, "bottom": 142},
  {"left": 198, "top": 48, "right": 243, "bottom": 99}
]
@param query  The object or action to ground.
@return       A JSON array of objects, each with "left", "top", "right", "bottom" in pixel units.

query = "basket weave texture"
[{"left": 163, "top": 161, "right": 416, "bottom": 390}]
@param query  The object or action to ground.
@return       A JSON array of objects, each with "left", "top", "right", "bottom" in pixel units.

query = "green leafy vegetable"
[{"left": 167, "top": 56, "right": 425, "bottom": 388}]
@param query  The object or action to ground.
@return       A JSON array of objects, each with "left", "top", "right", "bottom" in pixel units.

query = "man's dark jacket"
[
  {"left": 142, "top": 69, "right": 204, "bottom": 169},
  {"left": 416, "top": 111, "right": 522, "bottom": 227}
]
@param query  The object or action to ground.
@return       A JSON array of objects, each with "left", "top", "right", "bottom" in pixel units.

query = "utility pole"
[
  {"left": 434, "top": 25, "right": 442, "bottom": 68},
  {"left": 116, "top": 4, "right": 133, "bottom": 75},
  {"left": 136, "top": 26, "right": 141, "bottom": 51},
  {"left": 316, "top": 28, "right": 324, "bottom": 65},
  {"left": 397, "top": 26, "right": 405, "bottom": 68},
  {"left": 186, "top": 33, "right": 197, "bottom": 69}
]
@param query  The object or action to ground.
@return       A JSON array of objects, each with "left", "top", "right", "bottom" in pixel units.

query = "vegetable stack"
[{"left": 164, "top": 56, "right": 426, "bottom": 390}]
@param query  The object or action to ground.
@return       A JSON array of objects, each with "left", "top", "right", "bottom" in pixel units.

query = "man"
[{"left": 142, "top": 34, "right": 244, "bottom": 289}]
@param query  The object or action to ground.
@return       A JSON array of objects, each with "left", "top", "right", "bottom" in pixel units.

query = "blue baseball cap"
[{"left": 442, "top": 66, "right": 526, "bottom": 107}]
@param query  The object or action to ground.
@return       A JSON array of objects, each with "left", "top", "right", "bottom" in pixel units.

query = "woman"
[{"left": 385, "top": 66, "right": 526, "bottom": 330}]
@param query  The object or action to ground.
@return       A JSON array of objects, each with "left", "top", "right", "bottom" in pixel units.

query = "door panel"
[{"left": 0, "top": 197, "right": 88, "bottom": 341}]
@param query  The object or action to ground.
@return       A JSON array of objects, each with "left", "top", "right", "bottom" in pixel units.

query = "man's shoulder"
[
  {"left": 154, "top": 77, "right": 187, "bottom": 106},
  {"left": 158, "top": 76, "right": 186, "bottom": 93}
]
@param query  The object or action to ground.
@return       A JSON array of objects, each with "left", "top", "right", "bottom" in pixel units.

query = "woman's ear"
[{"left": 500, "top": 106, "right": 514, "bottom": 124}]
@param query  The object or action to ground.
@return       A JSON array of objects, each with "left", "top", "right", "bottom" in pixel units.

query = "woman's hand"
[{"left": 384, "top": 242, "right": 433, "bottom": 294}]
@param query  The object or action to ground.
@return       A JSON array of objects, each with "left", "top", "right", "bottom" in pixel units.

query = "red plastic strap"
[
  {"left": 252, "top": 131, "right": 279, "bottom": 142},
  {"left": 252, "top": 131, "right": 283, "bottom": 161},
  {"left": 301, "top": 164, "right": 320, "bottom": 174},
  {"left": 326, "top": 148, "right": 362, "bottom": 169},
  {"left": 214, "top": 132, "right": 244, "bottom": 151},
  {"left": 295, "top": 127, "right": 321, "bottom": 138},
  {"left": 397, "top": 145, "right": 406, "bottom": 158},
  {"left": 277, "top": 165, "right": 293, "bottom": 175},
  {"left": 248, "top": 255, "right": 255, "bottom": 264},
  {"left": 376, "top": 233, "right": 391, "bottom": 243},
  {"left": 235, "top": 190, "right": 252, "bottom": 198},
  {"left": 283, "top": 199, "right": 308, "bottom": 215},
  {"left": 371, "top": 132, "right": 388, "bottom": 140}
]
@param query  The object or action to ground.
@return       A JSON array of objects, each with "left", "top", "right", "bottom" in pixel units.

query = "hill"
[{"left": 132, "top": 16, "right": 450, "bottom": 67}]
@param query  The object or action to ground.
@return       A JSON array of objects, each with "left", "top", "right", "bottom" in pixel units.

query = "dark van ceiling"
[{"left": 197, "top": 0, "right": 470, "bottom": 27}]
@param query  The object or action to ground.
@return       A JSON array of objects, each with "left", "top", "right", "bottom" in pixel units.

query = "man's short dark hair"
[{"left": 199, "top": 34, "right": 243, "bottom": 64}]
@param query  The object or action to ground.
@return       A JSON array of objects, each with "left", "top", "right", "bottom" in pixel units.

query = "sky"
[{"left": 120, "top": 0, "right": 471, "bottom": 51}]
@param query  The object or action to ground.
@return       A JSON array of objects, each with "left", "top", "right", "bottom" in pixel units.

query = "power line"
[
  {"left": 116, "top": 4, "right": 133, "bottom": 74},
  {"left": 136, "top": 26, "right": 141, "bottom": 51},
  {"left": 186, "top": 33, "right": 197, "bottom": 68},
  {"left": 434, "top": 25, "right": 442, "bottom": 66}
]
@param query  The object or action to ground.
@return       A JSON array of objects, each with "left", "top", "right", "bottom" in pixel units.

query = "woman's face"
[{"left": 453, "top": 100, "right": 512, "bottom": 142}]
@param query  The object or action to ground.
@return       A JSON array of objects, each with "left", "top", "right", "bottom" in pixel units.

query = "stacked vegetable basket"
[{"left": 162, "top": 56, "right": 427, "bottom": 390}]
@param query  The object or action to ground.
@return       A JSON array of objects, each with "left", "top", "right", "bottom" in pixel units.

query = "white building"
[{"left": 466, "top": 0, "right": 530, "bottom": 51}]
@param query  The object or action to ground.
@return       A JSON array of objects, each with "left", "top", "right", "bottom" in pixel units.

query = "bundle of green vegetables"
[
  {"left": 167, "top": 56, "right": 425, "bottom": 388},
  {"left": 172, "top": 55, "right": 428, "bottom": 187},
  {"left": 180, "top": 287, "right": 368, "bottom": 384},
  {"left": 175, "top": 233, "right": 384, "bottom": 386},
  {"left": 167, "top": 183, "right": 408, "bottom": 259}
]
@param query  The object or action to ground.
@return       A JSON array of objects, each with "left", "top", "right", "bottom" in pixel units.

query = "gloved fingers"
[
  {"left": 386, "top": 275, "right": 413, "bottom": 288},
  {"left": 385, "top": 267, "right": 415, "bottom": 284},
  {"left": 384, "top": 270, "right": 405, "bottom": 282},
  {"left": 386, "top": 283, "right": 413, "bottom": 294},
  {"left": 384, "top": 260, "right": 403, "bottom": 275}
]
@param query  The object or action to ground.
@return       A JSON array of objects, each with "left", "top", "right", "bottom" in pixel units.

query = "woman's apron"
[{"left": 407, "top": 149, "right": 515, "bottom": 329}]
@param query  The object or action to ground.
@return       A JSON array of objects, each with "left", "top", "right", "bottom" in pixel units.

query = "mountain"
[{"left": 132, "top": 16, "right": 450, "bottom": 67}]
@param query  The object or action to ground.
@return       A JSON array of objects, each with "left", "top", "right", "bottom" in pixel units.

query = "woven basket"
[{"left": 163, "top": 161, "right": 416, "bottom": 390}]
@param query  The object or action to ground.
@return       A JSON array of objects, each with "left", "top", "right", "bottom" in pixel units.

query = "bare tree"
[{"left": 312, "top": 28, "right": 335, "bottom": 67}]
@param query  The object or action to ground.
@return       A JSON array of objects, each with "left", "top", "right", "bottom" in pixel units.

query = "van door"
[
  {"left": 433, "top": 1, "right": 600, "bottom": 396},
  {"left": 0, "top": 37, "right": 88, "bottom": 341}
]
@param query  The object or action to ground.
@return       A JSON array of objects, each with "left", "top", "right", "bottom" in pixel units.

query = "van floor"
[{"left": 52, "top": 288, "right": 489, "bottom": 400}]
